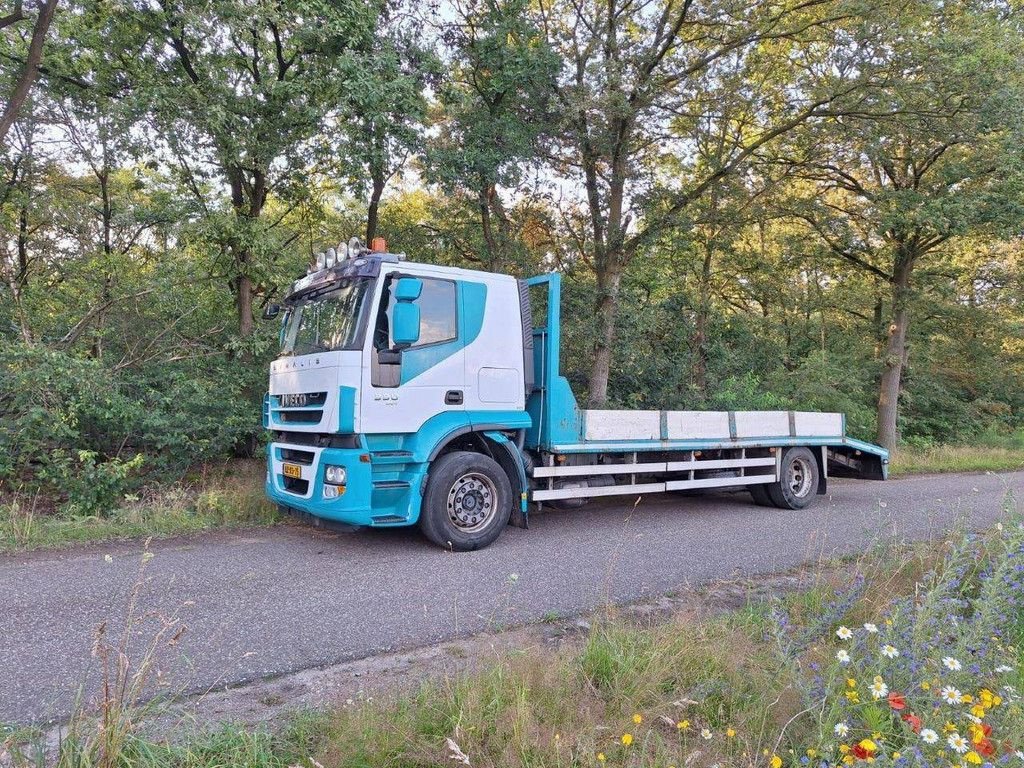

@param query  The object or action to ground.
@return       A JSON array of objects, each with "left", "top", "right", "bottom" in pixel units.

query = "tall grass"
[{"left": 0, "top": 461, "right": 278, "bottom": 553}]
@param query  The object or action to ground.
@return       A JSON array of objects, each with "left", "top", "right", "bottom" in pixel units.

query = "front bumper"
[
  {"left": 265, "top": 441, "right": 377, "bottom": 526},
  {"left": 265, "top": 439, "right": 424, "bottom": 527}
]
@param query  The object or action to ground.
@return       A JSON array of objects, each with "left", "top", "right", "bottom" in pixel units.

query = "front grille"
[
  {"left": 273, "top": 431, "right": 361, "bottom": 449},
  {"left": 271, "top": 391, "right": 327, "bottom": 427},
  {"left": 277, "top": 410, "right": 322, "bottom": 424},
  {"left": 283, "top": 476, "right": 309, "bottom": 495},
  {"left": 280, "top": 448, "right": 315, "bottom": 465},
  {"left": 274, "top": 392, "right": 327, "bottom": 407}
]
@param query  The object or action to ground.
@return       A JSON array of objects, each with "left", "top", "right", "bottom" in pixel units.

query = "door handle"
[{"left": 445, "top": 390, "right": 463, "bottom": 405}]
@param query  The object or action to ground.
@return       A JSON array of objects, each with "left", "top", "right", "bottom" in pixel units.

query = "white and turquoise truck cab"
[{"left": 265, "top": 238, "right": 889, "bottom": 550}]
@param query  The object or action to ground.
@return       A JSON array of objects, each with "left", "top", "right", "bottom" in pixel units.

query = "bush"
[{"left": 0, "top": 342, "right": 264, "bottom": 514}]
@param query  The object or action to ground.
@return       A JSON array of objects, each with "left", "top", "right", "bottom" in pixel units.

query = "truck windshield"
[{"left": 280, "top": 278, "right": 373, "bottom": 355}]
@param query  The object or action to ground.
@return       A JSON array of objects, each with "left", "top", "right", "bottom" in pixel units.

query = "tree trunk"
[
  {"left": 236, "top": 274, "right": 254, "bottom": 338},
  {"left": 876, "top": 260, "right": 913, "bottom": 450},
  {"left": 365, "top": 172, "right": 385, "bottom": 243},
  {"left": 478, "top": 182, "right": 499, "bottom": 270},
  {"left": 227, "top": 167, "right": 265, "bottom": 338},
  {"left": 0, "top": 0, "right": 58, "bottom": 150},
  {"left": 587, "top": 268, "right": 621, "bottom": 407},
  {"left": 690, "top": 243, "right": 713, "bottom": 394}
]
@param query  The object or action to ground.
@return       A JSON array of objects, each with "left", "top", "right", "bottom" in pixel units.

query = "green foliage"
[{"left": 0, "top": 343, "right": 263, "bottom": 513}]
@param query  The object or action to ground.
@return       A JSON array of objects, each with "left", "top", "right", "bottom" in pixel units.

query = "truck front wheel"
[
  {"left": 420, "top": 451, "right": 512, "bottom": 551},
  {"left": 766, "top": 447, "right": 820, "bottom": 509}
]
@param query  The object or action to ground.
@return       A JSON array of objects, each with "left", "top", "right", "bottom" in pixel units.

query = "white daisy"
[
  {"left": 836, "top": 626, "right": 853, "bottom": 640},
  {"left": 940, "top": 685, "right": 963, "bottom": 704},
  {"left": 881, "top": 645, "right": 900, "bottom": 659},
  {"left": 834, "top": 722, "right": 849, "bottom": 737},
  {"left": 836, "top": 649, "right": 851, "bottom": 664},
  {"left": 701, "top": 728, "right": 712, "bottom": 741},
  {"left": 947, "top": 733, "right": 969, "bottom": 754},
  {"left": 943, "top": 657, "right": 962, "bottom": 671},
  {"left": 921, "top": 729, "right": 939, "bottom": 744},
  {"left": 995, "top": 665, "right": 1014, "bottom": 673},
  {"left": 869, "top": 677, "right": 889, "bottom": 699},
  {"left": 863, "top": 623, "right": 879, "bottom": 633}
]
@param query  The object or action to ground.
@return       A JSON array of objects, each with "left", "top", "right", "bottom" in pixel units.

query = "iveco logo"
[{"left": 279, "top": 393, "right": 308, "bottom": 408}]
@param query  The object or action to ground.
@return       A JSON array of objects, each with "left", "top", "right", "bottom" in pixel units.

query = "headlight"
[{"left": 325, "top": 465, "right": 347, "bottom": 484}]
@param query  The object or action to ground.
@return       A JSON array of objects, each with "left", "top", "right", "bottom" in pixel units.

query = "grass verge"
[
  {"left": 4, "top": 508, "right": 1022, "bottom": 767},
  {"left": 0, "top": 460, "right": 279, "bottom": 553},
  {"left": 889, "top": 444, "right": 1024, "bottom": 476}
]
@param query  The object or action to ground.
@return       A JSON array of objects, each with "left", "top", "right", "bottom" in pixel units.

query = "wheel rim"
[
  {"left": 787, "top": 457, "right": 814, "bottom": 498},
  {"left": 447, "top": 472, "right": 498, "bottom": 532}
]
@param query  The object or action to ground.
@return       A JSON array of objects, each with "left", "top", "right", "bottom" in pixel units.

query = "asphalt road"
[{"left": 3, "top": 470, "right": 1022, "bottom": 724}]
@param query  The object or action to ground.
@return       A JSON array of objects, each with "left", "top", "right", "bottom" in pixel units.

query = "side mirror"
[
  {"left": 392, "top": 277, "right": 422, "bottom": 346},
  {"left": 262, "top": 303, "right": 281, "bottom": 320}
]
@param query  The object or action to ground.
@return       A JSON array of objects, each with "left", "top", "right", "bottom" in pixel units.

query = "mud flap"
[{"left": 483, "top": 430, "right": 530, "bottom": 529}]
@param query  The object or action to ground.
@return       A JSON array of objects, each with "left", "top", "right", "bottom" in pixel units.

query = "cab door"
[{"left": 360, "top": 271, "right": 466, "bottom": 434}]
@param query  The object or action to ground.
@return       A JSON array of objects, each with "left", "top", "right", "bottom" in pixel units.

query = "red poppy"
[
  {"left": 887, "top": 692, "right": 907, "bottom": 710},
  {"left": 851, "top": 744, "right": 872, "bottom": 760},
  {"left": 901, "top": 712, "right": 921, "bottom": 733},
  {"left": 980, "top": 723, "right": 992, "bottom": 738},
  {"left": 976, "top": 738, "right": 995, "bottom": 757}
]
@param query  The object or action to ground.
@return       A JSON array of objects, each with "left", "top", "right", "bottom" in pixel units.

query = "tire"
[
  {"left": 749, "top": 483, "right": 775, "bottom": 507},
  {"left": 767, "top": 447, "right": 820, "bottom": 509},
  {"left": 419, "top": 451, "right": 513, "bottom": 551}
]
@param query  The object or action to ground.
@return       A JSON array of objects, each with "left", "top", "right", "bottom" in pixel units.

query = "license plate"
[{"left": 282, "top": 462, "right": 302, "bottom": 479}]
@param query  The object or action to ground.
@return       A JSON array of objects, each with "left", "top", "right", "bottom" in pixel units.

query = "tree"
[
  {"left": 132, "top": 0, "right": 380, "bottom": 337},
  {"left": 335, "top": 18, "right": 435, "bottom": 244},
  {"left": 0, "top": 0, "right": 58, "bottom": 149},
  {"left": 774, "top": 0, "right": 1024, "bottom": 448},
  {"left": 428, "top": 0, "right": 558, "bottom": 272},
  {"left": 536, "top": 0, "right": 901, "bottom": 406}
]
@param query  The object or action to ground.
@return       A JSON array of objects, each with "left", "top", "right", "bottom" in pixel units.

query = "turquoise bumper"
[{"left": 265, "top": 443, "right": 420, "bottom": 528}]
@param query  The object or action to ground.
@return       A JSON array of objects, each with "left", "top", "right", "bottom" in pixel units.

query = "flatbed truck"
[{"left": 264, "top": 238, "right": 888, "bottom": 550}]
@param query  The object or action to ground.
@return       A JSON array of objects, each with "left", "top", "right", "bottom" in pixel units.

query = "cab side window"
[
  {"left": 374, "top": 277, "right": 457, "bottom": 350},
  {"left": 415, "top": 279, "right": 457, "bottom": 346}
]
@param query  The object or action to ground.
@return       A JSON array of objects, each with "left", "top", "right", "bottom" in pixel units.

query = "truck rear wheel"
[
  {"left": 420, "top": 451, "right": 512, "bottom": 551},
  {"left": 767, "top": 447, "right": 819, "bottom": 509}
]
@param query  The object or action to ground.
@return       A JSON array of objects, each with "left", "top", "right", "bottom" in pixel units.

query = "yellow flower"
[
  {"left": 727, "top": 728, "right": 736, "bottom": 738},
  {"left": 807, "top": 749, "right": 818, "bottom": 758},
  {"left": 944, "top": 722, "right": 958, "bottom": 733},
  {"left": 871, "top": 733, "right": 882, "bottom": 741},
  {"left": 921, "top": 681, "right": 931, "bottom": 691},
  {"left": 677, "top": 720, "right": 690, "bottom": 730},
  {"left": 971, "top": 704, "right": 987, "bottom": 719},
  {"left": 621, "top": 733, "right": 633, "bottom": 746},
  {"left": 839, "top": 745, "right": 851, "bottom": 754},
  {"left": 633, "top": 713, "right": 642, "bottom": 725},
  {"left": 597, "top": 753, "right": 606, "bottom": 763},
  {"left": 859, "top": 739, "right": 877, "bottom": 753},
  {"left": 845, "top": 690, "right": 860, "bottom": 704},
  {"left": 892, "top": 753, "right": 900, "bottom": 760},
  {"left": 979, "top": 689, "right": 1002, "bottom": 708},
  {"left": 962, "top": 694, "right": 974, "bottom": 703},
  {"left": 965, "top": 751, "right": 983, "bottom": 765},
  {"left": 842, "top": 756, "right": 855, "bottom": 766},
  {"left": 770, "top": 755, "right": 783, "bottom": 768},
  {"left": 847, "top": 678, "right": 858, "bottom": 688}
]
